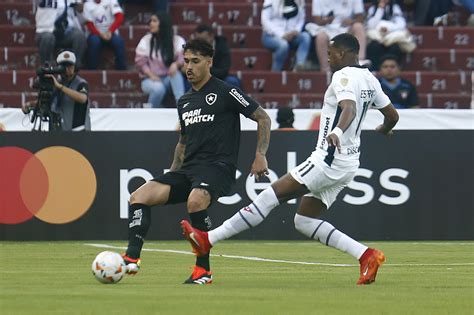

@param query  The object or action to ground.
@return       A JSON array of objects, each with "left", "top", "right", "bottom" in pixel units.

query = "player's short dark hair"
[
  {"left": 195, "top": 24, "right": 214, "bottom": 34},
  {"left": 182, "top": 38, "right": 214, "bottom": 58},
  {"left": 380, "top": 54, "right": 401, "bottom": 66},
  {"left": 330, "top": 33, "right": 360, "bottom": 54}
]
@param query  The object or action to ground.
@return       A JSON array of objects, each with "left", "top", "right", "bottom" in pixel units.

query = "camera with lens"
[
  {"left": 35, "top": 64, "right": 66, "bottom": 91},
  {"left": 29, "top": 63, "right": 66, "bottom": 131}
]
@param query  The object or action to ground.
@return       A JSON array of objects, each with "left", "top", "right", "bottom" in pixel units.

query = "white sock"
[
  {"left": 208, "top": 187, "right": 279, "bottom": 245},
  {"left": 294, "top": 214, "right": 367, "bottom": 259}
]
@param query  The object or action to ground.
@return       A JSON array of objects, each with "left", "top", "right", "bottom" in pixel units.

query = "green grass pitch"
[{"left": 1, "top": 241, "right": 473, "bottom": 315}]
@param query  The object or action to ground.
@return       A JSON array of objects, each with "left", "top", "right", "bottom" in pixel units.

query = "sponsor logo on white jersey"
[{"left": 229, "top": 88, "right": 249, "bottom": 107}]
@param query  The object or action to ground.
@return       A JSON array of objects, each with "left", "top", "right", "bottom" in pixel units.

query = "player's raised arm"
[
  {"left": 375, "top": 103, "right": 399, "bottom": 138},
  {"left": 326, "top": 100, "right": 357, "bottom": 153},
  {"left": 170, "top": 134, "right": 187, "bottom": 171},
  {"left": 249, "top": 106, "right": 271, "bottom": 180}
]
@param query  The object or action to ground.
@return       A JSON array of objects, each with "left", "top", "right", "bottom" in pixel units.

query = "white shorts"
[{"left": 290, "top": 156, "right": 356, "bottom": 209}]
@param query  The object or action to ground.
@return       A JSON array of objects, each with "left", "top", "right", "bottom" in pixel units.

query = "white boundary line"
[{"left": 84, "top": 243, "right": 474, "bottom": 268}]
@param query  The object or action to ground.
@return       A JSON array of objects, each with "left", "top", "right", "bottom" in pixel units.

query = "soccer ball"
[{"left": 91, "top": 251, "right": 126, "bottom": 284}]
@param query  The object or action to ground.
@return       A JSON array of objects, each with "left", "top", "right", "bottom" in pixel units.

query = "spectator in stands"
[
  {"left": 35, "top": 0, "right": 86, "bottom": 67},
  {"left": 306, "top": 0, "right": 369, "bottom": 72},
  {"left": 366, "top": 0, "right": 415, "bottom": 71},
  {"left": 261, "top": 0, "right": 311, "bottom": 72},
  {"left": 84, "top": 0, "right": 127, "bottom": 70},
  {"left": 193, "top": 24, "right": 241, "bottom": 88},
  {"left": 378, "top": 55, "right": 419, "bottom": 109},
  {"left": 276, "top": 107, "right": 296, "bottom": 130},
  {"left": 414, "top": 0, "right": 454, "bottom": 25},
  {"left": 135, "top": 12, "right": 185, "bottom": 108}
]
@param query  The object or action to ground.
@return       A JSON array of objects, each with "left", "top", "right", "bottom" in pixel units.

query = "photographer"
[{"left": 23, "top": 50, "right": 91, "bottom": 131}]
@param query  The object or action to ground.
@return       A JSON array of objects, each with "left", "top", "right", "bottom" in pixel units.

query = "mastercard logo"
[{"left": 0, "top": 146, "right": 97, "bottom": 225}]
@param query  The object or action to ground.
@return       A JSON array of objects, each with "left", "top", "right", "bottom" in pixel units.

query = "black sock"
[
  {"left": 126, "top": 203, "right": 151, "bottom": 259},
  {"left": 190, "top": 210, "right": 212, "bottom": 271}
]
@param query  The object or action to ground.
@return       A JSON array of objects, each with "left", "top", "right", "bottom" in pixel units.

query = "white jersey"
[
  {"left": 83, "top": 0, "right": 123, "bottom": 34},
  {"left": 312, "top": 0, "right": 364, "bottom": 24},
  {"left": 314, "top": 66, "right": 391, "bottom": 170}
]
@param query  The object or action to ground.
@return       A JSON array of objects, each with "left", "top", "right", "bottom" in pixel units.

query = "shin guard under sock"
[{"left": 126, "top": 203, "right": 151, "bottom": 259}]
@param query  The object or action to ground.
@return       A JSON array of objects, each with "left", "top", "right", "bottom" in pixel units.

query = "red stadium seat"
[{"left": 0, "top": 91, "right": 147, "bottom": 108}]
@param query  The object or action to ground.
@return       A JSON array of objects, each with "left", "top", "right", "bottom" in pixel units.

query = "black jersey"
[{"left": 177, "top": 76, "right": 259, "bottom": 170}]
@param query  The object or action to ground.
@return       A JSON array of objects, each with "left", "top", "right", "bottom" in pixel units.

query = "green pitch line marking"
[{"left": 85, "top": 243, "right": 474, "bottom": 268}]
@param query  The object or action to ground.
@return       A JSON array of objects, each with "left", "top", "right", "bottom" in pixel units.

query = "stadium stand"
[{"left": 0, "top": 0, "right": 472, "bottom": 109}]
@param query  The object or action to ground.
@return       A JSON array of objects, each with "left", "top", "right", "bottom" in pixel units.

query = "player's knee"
[
  {"left": 129, "top": 190, "right": 140, "bottom": 204},
  {"left": 129, "top": 189, "right": 151, "bottom": 206},
  {"left": 187, "top": 196, "right": 210, "bottom": 212}
]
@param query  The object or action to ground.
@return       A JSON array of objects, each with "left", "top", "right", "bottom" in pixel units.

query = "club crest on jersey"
[
  {"left": 340, "top": 78, "right": 349, "bottom": 86},
  {"left": 205, "top": 93, "right": 217, "bottom": 105}
]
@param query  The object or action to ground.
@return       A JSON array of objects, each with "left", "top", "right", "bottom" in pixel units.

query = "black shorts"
[{"left": 152, "top": 163, "right": 235, "bottom": 205}]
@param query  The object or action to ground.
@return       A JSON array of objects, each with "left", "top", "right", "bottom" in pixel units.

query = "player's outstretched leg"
[
  {"left": 294, "top": 213, "right": 386, "bottom": 284},
  {"left": 357, "top": 248, "right": 386, "bottom": 285}
]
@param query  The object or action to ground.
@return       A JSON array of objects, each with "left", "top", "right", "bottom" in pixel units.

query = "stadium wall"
[{"left": 1, "top": 131, "right": 473, "bottom": 241}]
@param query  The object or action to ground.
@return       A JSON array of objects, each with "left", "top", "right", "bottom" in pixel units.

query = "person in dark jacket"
[
  {"left": 193, "top": 24, "right": 241, "bottom": 88},
  {"left": 378, "top": 55, "right": 419, "bottom": 109}
]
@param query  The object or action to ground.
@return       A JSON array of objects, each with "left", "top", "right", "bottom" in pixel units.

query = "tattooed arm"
[
  {"left": 249, "top": 106, "right": 271, "bottom": 180},
  {"left": 170, "top": 134, "right": 187, "bottom": 171}
]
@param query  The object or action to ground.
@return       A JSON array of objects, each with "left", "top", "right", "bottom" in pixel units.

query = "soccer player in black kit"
[{"left": 122, "top": 38, "right": 271, "bottom": 284}]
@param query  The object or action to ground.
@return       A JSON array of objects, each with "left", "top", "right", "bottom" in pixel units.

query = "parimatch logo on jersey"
[{"left": 182, "top": 109, "right": 215, "bottom": 126}]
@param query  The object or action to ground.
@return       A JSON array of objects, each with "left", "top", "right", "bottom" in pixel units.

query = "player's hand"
[
  {"left": 375, "top": 124, "right": 394, "bottom": 138},
  {"left": 44, "top": 74, "right": 62, "bottom": 89},
  {"left": 251, "top": 153, "right": 269, "bottom": 181},
  {"left": 326, "top": 133, "right": 342, "bottom": 153}
]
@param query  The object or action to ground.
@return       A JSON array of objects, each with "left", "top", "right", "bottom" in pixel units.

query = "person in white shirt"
[
  {"left": 366, "top": 0, "right": 411, "bottom": 70},
  {"left": 83, "top": 0, "right": 126, "bottom": 69},
  {"left": 261, "top": 0, "right": 311, "bottom": 71},
  {"left": 181, "top": 33, "right": 400, "bottom": 286},
  {"left": 35, "top": 0, "right": 86, "bottom": 67},
  {"left": 306, "top": 0, "right": 369, "bottom": 72}
]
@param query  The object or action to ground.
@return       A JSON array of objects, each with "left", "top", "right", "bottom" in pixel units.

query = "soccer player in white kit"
[{"left": 181, "top": 33, "right": 399, "bottom": 285}]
